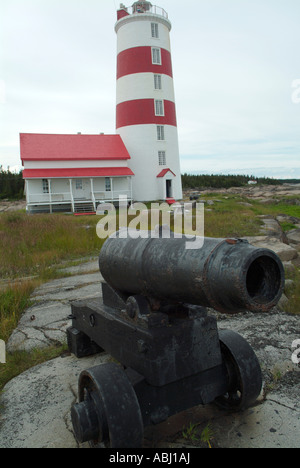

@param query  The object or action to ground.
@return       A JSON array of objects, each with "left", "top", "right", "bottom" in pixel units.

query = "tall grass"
[
  {"left": 202, "top": 195, "right": 262, "bottom": 238},
  {"left": 0, "top": 281, "right": 36, "bottom": 342},
  {"left": 0, "top": 212, "right": 104, "bottom": 279}
]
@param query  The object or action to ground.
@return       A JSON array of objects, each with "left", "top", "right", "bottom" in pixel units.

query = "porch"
[{"left": 25, "top": 176, "right": 133, "bottom": 214}]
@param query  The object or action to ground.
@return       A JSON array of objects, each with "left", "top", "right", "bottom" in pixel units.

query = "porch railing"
[{"left": 27, "top": 190, "right": 132, "bottom": 205}]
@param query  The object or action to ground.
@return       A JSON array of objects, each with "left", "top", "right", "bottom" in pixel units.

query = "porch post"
[
  {"left": 110, "top": 177, "right": 113, "bottom": 200},
  {"left": 48, "top": 179, "right": 52, "bottom": 214},
  {"left": 69, "top": 179, "right": 74, "bottom": 212},
  {"left": 130, "top": 176, "right": 133, "bottom": 202},
  {"left": 90, "top": 178, "right": 96, "bottom": 211},
  {"left": 25, "top": 180, "right": 30, "bottom": 204}
]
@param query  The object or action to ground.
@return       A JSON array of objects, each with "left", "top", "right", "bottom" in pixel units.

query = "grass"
[
  {"left": 0, "top": 281, "right": 36, "bottom": 342},
  {"left": 202, "top": 195, "right": 262, "bottom": 238},
  {"left": 0, "top": 212, "right": 104, "bottom": 279},
  {"left": 0, "top": 212, "right": 105, "bottom": 392},
  {"left": 182, "top": 422, "right": 214, "bottom": 448}
]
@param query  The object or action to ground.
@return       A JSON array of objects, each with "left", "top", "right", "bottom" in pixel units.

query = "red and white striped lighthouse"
[{"left": 115, "top": 1, "right": 183, "bottom": 202}]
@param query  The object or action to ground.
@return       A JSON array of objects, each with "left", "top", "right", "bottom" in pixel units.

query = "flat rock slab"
[
  {"left": 7, "top": 270, "right": 103, "bottom": 353},
  {"left": 0, "top": 353, "right": 109, "bottom": 448},
  {"left": 245, "top": 236, "right": 298, "bottom": 262}
]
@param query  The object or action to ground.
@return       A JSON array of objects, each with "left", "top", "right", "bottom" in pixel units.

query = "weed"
[
  {"left": 182, "top": 422, "right": 199, "bottom": 442},
  {"left": 182, "top": 422, "right": 214, "bottom": 448},
  {"left": 200, "top": 423, "right": 214, "bottom": 449}
]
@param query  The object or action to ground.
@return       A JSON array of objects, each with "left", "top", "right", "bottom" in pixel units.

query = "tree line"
[
  {"left": 0, "top": 167, "right": 24, "bottom": 200},
  {"left": 181, "top": 173, "right": 282, "bottom": 189},
  {"left": 0, "top": 168, "right": 294, "bottom": 200}
]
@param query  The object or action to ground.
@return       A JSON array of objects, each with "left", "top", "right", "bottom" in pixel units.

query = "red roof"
[
  {"left": 20, "top": 133, "right": 131, "bottom": 162},
  {"left": 157, "top": 168, "right": 176, "bottom": 178},
  {"left": 22, "top": 167, "right": 134, "bottom": 179}
]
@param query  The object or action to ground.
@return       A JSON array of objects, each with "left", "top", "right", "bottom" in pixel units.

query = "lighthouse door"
[{"left": 166, "top": 179, "right": 172, "bottom": 198}]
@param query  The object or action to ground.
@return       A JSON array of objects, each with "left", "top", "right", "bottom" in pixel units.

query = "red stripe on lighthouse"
[
  {"left": 116, "top": 99, "right": 177, "bottom": 128},
  {"left": 117, "top": 47, "right": 173, "bottom": 79}
]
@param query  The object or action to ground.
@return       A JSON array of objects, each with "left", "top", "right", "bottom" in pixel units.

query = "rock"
[
  {"left": 276, "top": 214, "right": 300, "bottom": 225},
  {"left": 282, "top": 261, "right": 296, "bottom": 274},
  {"left": 245, "top": 237, "right": 298, "bottom": 262},
  {"left": 257, "top": 216, "right": 288, "bottom": 244},
  {"left": 284, "top": 279, "right": 295, "bottom": 295},
  {"left": 0, "top": 353, "right": 110, "bottom": 448},
  {"left": 278, "top": 293, "right": 289, "bottom": 311},
  {"left": 238, "top": 202, "right": 252, "bottom": 207},
  {"left": 286, "top": 229, "right": 300, "bottom": 245},
  {"left": 7, "top": 269, "right": 103, "bottom": 353}
]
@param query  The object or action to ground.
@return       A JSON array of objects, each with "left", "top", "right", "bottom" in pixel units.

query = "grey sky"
[{"left": 1, "top": 0, "right": 300, "bottom": 178}]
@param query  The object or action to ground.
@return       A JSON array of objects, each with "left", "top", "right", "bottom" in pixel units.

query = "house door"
[
  {"left": 74, "top": 179, "right": 87, "bottom": 199},
  {"left": 166, "top": 179, "right": 172, "bottom": 198}
]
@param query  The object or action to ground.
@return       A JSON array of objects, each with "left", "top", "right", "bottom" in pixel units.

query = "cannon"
[{"left": 67, "top": 231, "right": 284, "bottom": 448}]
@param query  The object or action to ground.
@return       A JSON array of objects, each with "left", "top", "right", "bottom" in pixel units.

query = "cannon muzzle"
[{"left": 99, "top": 231, "right": 284, "bottom": 314}]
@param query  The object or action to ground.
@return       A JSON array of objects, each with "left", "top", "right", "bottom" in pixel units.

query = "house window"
[
  {"left": 152, "top": 47, "right": 161, "bottom": 65},
  {"left": 154, "top": 74, "right": 162, "bottom": 90},
  {"left": 76, "top": 179, "right": 83, "bottom": 190},
  {"left": 155, "top": 99, "right": 164, "bottom": 116},
  {"left": 105, "top": 177, "right": 111, "bottom": 191},
  {"left": 42, "top": 179, "right": 49, "bottom": 193},
  {"left": 151, "top": 23, "right": 159, "bottom": 38},
  {"left": 157, "top": 125, "right": 165, "bottom": 141},
  {"left": 158, "top": 151, "right": 166, "bottom": 166}
]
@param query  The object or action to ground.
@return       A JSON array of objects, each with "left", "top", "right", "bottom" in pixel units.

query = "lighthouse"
[{"left": 115, "top": 2, "right": 183, "bottom": 202}]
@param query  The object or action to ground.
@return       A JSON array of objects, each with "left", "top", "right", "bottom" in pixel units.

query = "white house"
[{"left": 21, "top": 133, "right": 134, "bottom": 213}]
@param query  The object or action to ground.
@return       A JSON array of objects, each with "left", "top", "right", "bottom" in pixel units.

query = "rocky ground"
[
  {"left": 0, "top": 199, "right": 26, "bottom": 212},
  {"left": 0, "top": 184, "right": 299, "bottom": 448}
]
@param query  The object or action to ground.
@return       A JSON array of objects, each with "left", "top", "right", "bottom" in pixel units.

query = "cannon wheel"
[
  {"left": 215, "top": 330, "right": 262, "bottom": 411},
  {"left": 73, "top": 363, "right": 144, "bottom": 448}
]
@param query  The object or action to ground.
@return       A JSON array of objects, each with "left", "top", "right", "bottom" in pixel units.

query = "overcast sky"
[{"left": 1, "top": 0, "right": 300, "bottom": 178}]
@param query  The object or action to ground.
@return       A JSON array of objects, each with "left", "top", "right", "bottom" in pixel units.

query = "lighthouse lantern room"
[{"left": 115, "top": 2, "right": 183, "bottom": 202}]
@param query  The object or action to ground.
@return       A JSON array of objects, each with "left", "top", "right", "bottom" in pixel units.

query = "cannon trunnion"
[{"left": 67, "top": 232, "right": 284, "bottom": 448}]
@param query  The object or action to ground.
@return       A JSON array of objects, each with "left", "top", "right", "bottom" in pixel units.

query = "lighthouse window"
[
  {"left": 155, "top": 100, "right": 164, "bottom": 116},
  {"left": 157, "top": 125, "right": 165, "bottom": 140},
  {"left": 151, "top": 23, "right": 159, "bottom": 38},
  {"left": 154, "top": 74, "right": 162, "bottom": 90},
  {"left": 158, "top": 151, "right": 166, "bottom": 166},
  {"left": 152, "top": 47, "right": 161, "bottom": 65}
]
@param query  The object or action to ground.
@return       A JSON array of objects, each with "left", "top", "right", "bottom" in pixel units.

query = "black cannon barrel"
[{"left": 99, "top": 231, "right": 285, "bottom": 314}]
